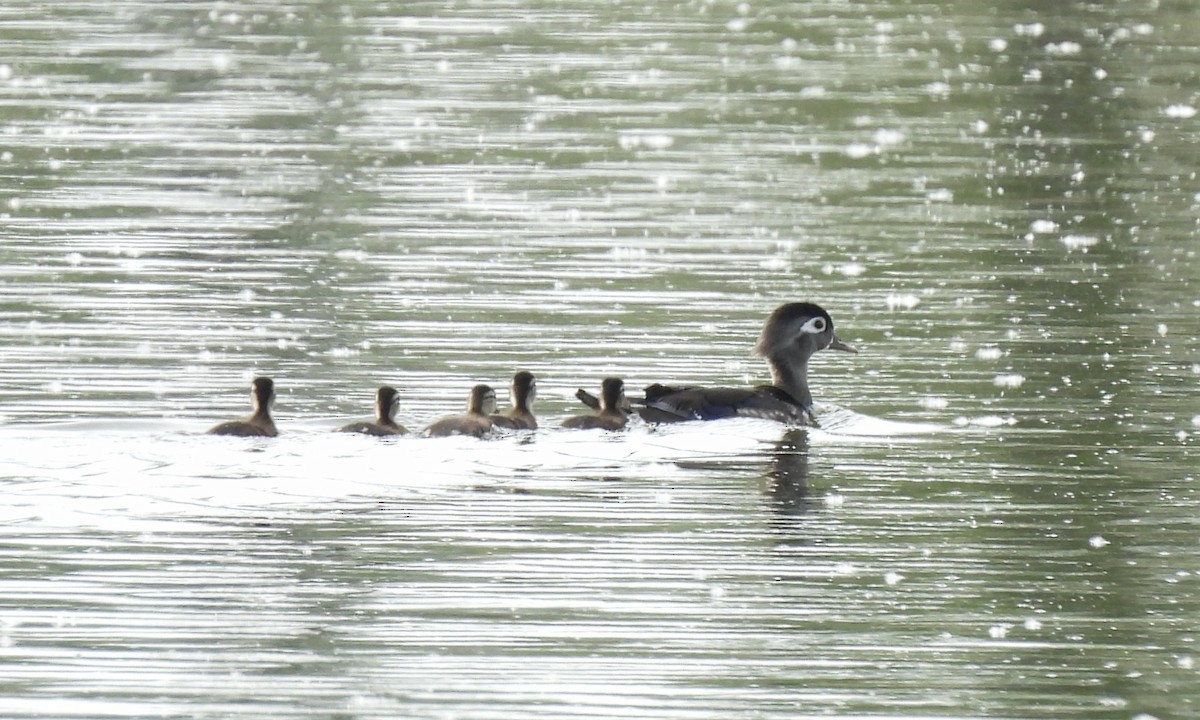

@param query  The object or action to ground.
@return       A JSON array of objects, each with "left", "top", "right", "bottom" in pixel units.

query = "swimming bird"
[
  {"left": 207, "top": 376, "right": 278, "bottom": 437},
  {"left": 424, "top": 384, "right": 497, "bottom": 438},
  {"left": 583, "top": 303, "right": 855, "bottom": 426},
  {"left": 562, "top": 377, "right": 629, "bottom": 431},
  {"left": 490, "top": 371, "right": 538, "bottom": 430},
  {"left": 338, "top": 385, "right": 407, "bottom": 436}
]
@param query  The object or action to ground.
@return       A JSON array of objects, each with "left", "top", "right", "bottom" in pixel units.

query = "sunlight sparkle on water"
[
  {"left": 1045, "top": 41, "right": 1082, "bottom": 55},
  {"left": 1163, "top": 104, "right": 1197, "bottom": 119},
  {"left": 919, "top": 396, "right": 950, "bottom": 410},
  {"left": 1060, "top": 234, "right": 1100, "bottom": 251},
  {"left": 822, "top": 262, "right": 866, "bottom": 277},
  {"left": 844, "top": 142, "right": 874, "bottom": 159},
  {"left": 885, "top": 293, "right": 920, "bottom": 310},
  {"left": 2, "top": 1, "right": 1199, "bottom": 717}
]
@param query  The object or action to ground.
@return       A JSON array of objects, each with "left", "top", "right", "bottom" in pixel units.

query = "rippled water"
[{"left": 2, "top": 1, "right": 1198, "bottom": 718}]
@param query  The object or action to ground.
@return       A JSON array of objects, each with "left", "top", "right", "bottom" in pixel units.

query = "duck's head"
[
  {"left": 250, "top": 377, "right": 276, "bottom": 411},
  {"left": 755, "top": 302, "right": 856, "bottom": 359},
  {"left": 511, "top": 371, "right": 537, "bottom": 407},
  {"left": 376, "top": 385, "right": 401, "bottom": 422},
  {"left": 599, "top": 377, "right": 626, "bottom": 411},
  {"left": 468, "top": 384, "right": 498, "bottom": 415}
]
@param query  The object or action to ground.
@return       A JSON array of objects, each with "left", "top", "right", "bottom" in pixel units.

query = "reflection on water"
[
  {"left": 1, "top": 0, "right": 1198, "bottom": 717},
  {"left": 766, "top": 430, "right": 812, "bottom": 515}
]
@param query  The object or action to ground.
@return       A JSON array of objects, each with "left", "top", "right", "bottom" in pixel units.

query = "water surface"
[{"left": 1, "top": 1, "right": 1198, "bottom": 718}]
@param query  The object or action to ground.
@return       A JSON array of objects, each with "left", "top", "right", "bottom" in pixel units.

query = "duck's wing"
[
  {"left": 337, "top": 421, "right": 375, "bottom": 434},
  {"left": 561, "top": 412, "right": 627, "bottom": 430},
  {"left": 639, "top": 385, "right": 813, "bottom": 425},
  {"left": 490, "top": 414, "right": 531, "bottom": 431},
  {"left": 638, "top": 386, "right": 749, "bottom": 422},
  {"left": 425, "top": 415, "right": 486, "bottom": 438},
  {"left": 339, "top": 421, "right": 404, "bottom": 436},
  {"left": 574, "top": 388, "right": 600, "bottom": 410},
  {"left": 574, "top": 389, "right": 636, "bottom": 413},
  {"left": 730, "top": 386, "right": 814, "bottom": 424},
  {"left": 208, "top": 420, "right": 275, "bottom": 437}
]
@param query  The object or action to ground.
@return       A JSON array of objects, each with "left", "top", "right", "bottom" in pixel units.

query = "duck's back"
[
  {"left": 338, "top": 421, "right": 405, "bottom": 436},
  {"left": 561, "top": 413, "right": 626, "bottom": 431},
  {"left": 638, "top": 384, "right": 810, "bottom": 424},
  {"left": 425, "top": 414, "right": 491, "bottom": 438},
  {"left": 491, "top": 410, "right": 536, "bottom": 430},
  {"left": 208, "top": 419, "right": 277, "bottom": 437}
]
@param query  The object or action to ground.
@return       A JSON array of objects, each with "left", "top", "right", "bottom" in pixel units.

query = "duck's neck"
[
  {"left": 767, "top": 351, "right": 812, "bottom": 410},
  {"left": 600, "top": 397, "right": 626, "bottom": 417},
  {"left": 249, "top": 407, "right": 276, "bottom": 433},
  {"left": 251, "top": 403, "right": 273, "bottom": 424}
]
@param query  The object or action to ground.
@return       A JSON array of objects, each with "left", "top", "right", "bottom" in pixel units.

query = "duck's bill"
[{"left": 828, "top": 335, "right": 857, "bottom": 353}]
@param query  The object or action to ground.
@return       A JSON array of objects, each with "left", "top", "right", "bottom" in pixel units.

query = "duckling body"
[
  {"left": 633, "top": 303, "right": 855, "bottom": 426},
  {"left": 490, "top": 371, "right": 538, "bottom": 430},
  {"left": 562, "top": 377, "right": 628, "bottom": 431},
  {"left": 424, "top": 384, "right": 498, "bottom": 438},
  {"left": 208, "top": 377, "right": 278, "bottom": 437},
  {"left": 339, "top": 386, "right": 407, "bottom": 436}
]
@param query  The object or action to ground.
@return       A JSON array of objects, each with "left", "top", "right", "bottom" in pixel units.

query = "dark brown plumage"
[
  {"left": 636, "top": 302, "right": 855, "bottom": 425},
  {"left": 562, "top": 377, "right": 628, "bottom": 431},
  {"left": 424, "top": 384, "right": 498, "bottom": 438},
  {"left": 338, "top": 386, "right": 407, "bottom": 436},
  {"left": 208, "top": 377, "right": 278, "bottom": 437},
  {"left": 490, "top": 371, "right": 538, "bottom": 430}
]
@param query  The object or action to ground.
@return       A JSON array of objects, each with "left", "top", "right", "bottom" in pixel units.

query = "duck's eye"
[{"left": 801, "top": 317, "right": 827, "bottom": 334}]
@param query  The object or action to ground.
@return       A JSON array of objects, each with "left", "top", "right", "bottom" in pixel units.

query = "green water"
[{"left": 1, "top": 1, "right": 1197, "bottom": 718}]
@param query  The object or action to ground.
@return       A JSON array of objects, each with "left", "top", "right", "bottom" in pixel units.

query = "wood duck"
[
  {"left": 423, "top": 384, "right": 497, "bottom": 438},
  {"left": 562, "top": 377, "right": 629, "bottom": 430},
  {"left": 490, "top": 370, "right": 538, "bottom": 430},
  {"left": 207, "top": 376, "right": 278, "bottom": 437},
  {"left": 338, "top": 385, "right": 407, "bottom": 436},
  {"left": 580, "top": 303, "right": 855, "bottom": 426}
]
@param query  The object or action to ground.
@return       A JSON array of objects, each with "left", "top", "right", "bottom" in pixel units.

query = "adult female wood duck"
[
  {"left": 424, "top": 384, "right": 497, "bottom": 438},
  {"left": 338, "top": 385, "right": 407, "bottom": 436},
  {"left": 490, "top": 371, "right": 538, "bottom": 430},
  {"left": 207, "top": 376, "right": 278, "bottom": 437},
  {"left": 580, "top": 303, "right": 855, "bottom": 426},
  {"left": 562, "top": 377, "right": 629, "bottom": 430}
]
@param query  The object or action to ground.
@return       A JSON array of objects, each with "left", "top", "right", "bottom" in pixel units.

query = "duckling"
[
  {"left": 490, "top": 371, "right": 538, "bottom": 430},
  {"left": 634, "top": 302, "right": 855, "bottom": 425},
  {"left": 338, "top": 385, "right": 407, "bottom": 436},
  {"left": 207, "top": 376, "right": 278, "bottom": 437},
  {"left": 424, "top": 384, "right": 497, "bottom": 438},
  {"left": 562, "top": 377, "right": 628, "bottom": 431}
]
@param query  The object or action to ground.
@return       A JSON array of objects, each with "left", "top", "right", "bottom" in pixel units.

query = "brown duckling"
[
  {"left": 562, "top": 377, "right": 628, "bottom": 431},
  {"left": 423, "top": 384, "right": 497, "bottom": 438},
  {"left": 338, "top": 385, "right": 407, "bottom": 436},
  {"left": 490, "top": 371, "right": 538, "bottom": 430},
  {"left": 207, "top": 376, "right": 278, "bottom": 437}
]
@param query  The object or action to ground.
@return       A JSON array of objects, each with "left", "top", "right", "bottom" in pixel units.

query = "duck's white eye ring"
[{"left": 801, "top": 316, "right": 827, "bottom": 334}]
